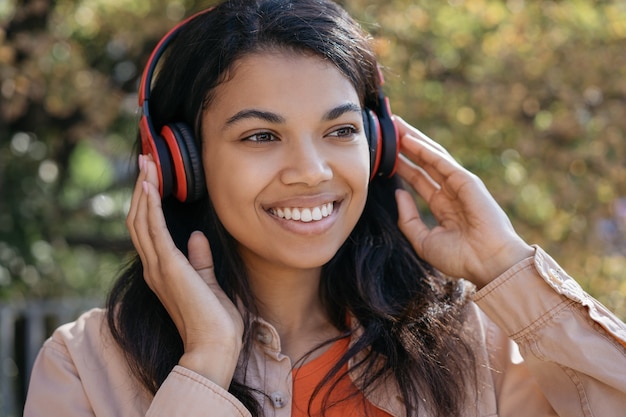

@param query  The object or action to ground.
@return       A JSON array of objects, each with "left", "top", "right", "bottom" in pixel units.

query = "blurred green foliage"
[{"left": 1, "top": 0, "right": 625, "bottom": 317}]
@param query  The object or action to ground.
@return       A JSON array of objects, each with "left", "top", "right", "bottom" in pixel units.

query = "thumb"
[
  {"left": 395, "top": 189, "right": 428, "bottom": 255},
  {"left": 188, "top": 231, "right": 216, "bottom": 285}
]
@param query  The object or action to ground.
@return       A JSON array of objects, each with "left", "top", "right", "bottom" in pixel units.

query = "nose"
[{"left": 279, "top": 137, "right": 333, "bottom": 186}]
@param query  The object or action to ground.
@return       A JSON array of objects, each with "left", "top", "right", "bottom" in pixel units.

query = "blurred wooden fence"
[{"left": 0, "top": 299, "right": 101, "bottom": 417}]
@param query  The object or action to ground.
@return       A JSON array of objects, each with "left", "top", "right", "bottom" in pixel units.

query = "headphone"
[{"left": 138, "top": 8, "right": 399, "bottom": 203}]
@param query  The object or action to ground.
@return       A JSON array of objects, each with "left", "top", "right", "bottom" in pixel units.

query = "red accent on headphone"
[
  {"left": 368, "top": 110, "right": 383, "bottom": 182},
  {"left": 161, "top": 125, "right": 189, "bottom": 202},
  {"left": 139, "top": 113, "right": 166, "bottom": 198},
  {"left": 381, "top": 95, "right": 399, "bottom": 177},
  {"left": 370, "top": 68, "right": 399, "bottom": 179},
  {"left": 138, "top": 10, "right": 212, "bottom": 107}
]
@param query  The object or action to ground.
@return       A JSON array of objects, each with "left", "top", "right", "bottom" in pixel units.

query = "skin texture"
[{"left": 126, "top": 51, "right": 534, "bottom": 389}]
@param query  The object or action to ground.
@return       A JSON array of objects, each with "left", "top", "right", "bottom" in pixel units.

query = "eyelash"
[
  {"left": 242, "top": 132, "right": 277, "bottom": 143},
  {"left": 328, "top": 125, "right": 359, "bottom": 139}
]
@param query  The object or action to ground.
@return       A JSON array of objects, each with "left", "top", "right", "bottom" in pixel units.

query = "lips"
[{"left": 269, "top": 202, "right": 334, "bottom": 222}]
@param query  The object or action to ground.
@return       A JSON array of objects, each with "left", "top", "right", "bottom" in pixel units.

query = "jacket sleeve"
[
  {"left": 473, "top": 245, "right": 626, "bottom": 417},
  {"left": 24, "top": 310, "right": 252, "bottom": 417},
  {"left": 146, "top": 366, "right": 251, "bottom": 417},
  {"left": 24, "top": 338, "right": 96, "bottom": 417}
]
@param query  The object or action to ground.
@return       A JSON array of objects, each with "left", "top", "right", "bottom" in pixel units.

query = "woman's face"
[{"left": 201, "top": 51, "right": 370, "bottom": 275}]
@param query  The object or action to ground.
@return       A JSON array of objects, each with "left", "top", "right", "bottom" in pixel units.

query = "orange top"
[{"left": 291, "top": 337, "right": 392, "bottom": 417}]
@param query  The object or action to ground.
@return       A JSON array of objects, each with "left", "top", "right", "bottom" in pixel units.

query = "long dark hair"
[{"left": 107, "top": 1, "right": 476, "bottom": 416}]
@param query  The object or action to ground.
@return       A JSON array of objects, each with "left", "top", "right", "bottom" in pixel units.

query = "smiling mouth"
[{"left": 268, "top": 202, "right": 334, "bottom": 223}]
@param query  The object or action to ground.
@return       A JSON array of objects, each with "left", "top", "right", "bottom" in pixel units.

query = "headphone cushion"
[{"left": 362, "top": 108, "right": 382, "bottom": 180}]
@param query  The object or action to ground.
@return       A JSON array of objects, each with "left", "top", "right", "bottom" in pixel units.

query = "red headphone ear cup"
[
  {"left": 160, "top": 123, "right": 205, "bottom": 202},
  {"left": 364, "top": 101, "right": 399, "bottom": 179},
  {"left": 376, "top": 96, "right": 399, "bottom": 178},
  {"left": 139, "top": 115, "right": 174, "bottom": 199},
  {"left": 363, "top": 109, "right": 382, "bottom": 181}
]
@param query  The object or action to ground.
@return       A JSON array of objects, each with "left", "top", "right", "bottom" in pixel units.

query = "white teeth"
[
  {"left": 270, "top": 202, "right": 334, "bottom": 222},
  {"left": 300, "top": 208, "right": 312, "bottom": 222}
]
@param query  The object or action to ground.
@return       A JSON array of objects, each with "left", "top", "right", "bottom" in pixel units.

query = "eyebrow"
[
  {"left": 224, "top": 102, "right": 362, "bottom": 127},
  {"left": 323, "top": 103, "right": 362, "bottom": 121},
  {"left": 225, "top": 109, "right": 285, "bottom": 126}
]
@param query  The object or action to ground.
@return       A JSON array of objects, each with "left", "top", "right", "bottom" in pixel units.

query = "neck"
[{"left": 246, "top": 264, "right": 340, "bottom": 362}]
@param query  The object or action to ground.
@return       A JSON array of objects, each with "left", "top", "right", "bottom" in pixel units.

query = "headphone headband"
[{"left": 138, "top": 9, "right": 215, "bottom": 106}]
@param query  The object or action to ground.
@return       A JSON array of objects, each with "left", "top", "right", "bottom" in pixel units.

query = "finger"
[
  {"left": 127, "top": 154, "right": 160, "bottom": 238},
  {"left": 394, "top": 116, "right": 450, "bottom": 155},
  {"left": 399, "top": 133, "right": 462, "bottom": 186},
  {"left": 188, "top": 231, "right": 216, "bottom": 286},
  {"left": 142, "top": 178, "right": 173, "bottom": 262},
  {"left": 126, "top": 155, "right": 147, "bottom": 235},
  {"left": 142, "top": 153, "right": 160, "bottom": 187},
  {"left": 395, "top": 189, "right": 429, "bottom": 256},
  {"left": 134, "top": 154, "right": 166, "bottom": 257},
  {"left": 128, "top": 181, "right": 159, "bottom": 274},
  {"left": 127, "top": 156, "right": 151, "bottom": 260},
  {"left": 396, "top": 155, "right": 440, "bottom": 204}
]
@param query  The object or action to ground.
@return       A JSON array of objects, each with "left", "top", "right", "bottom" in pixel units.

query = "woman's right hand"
[{"left": 126, "top": 154, "right": 244, "bottom": 389}]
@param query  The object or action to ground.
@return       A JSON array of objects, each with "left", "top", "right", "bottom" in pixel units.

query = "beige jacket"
[{"left": 24, "top": 246, "right": 626, "bottom": 416}]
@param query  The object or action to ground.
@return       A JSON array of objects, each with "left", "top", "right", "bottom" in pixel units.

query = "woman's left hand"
[{"left": 393, "top": 116, "right": 534, "bottom": 288}]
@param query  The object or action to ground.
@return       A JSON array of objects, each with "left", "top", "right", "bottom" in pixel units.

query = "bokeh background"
[
  {"left": 1, "top": 0, "right": 625, "bottom": 400},
  {"left": 1, "top": 0, "right": 625, "bottom": 414}
]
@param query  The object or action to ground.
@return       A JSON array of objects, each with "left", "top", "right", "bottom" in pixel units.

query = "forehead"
[{"left": 206, "top": 50, "right": 361, "bottom": 114}]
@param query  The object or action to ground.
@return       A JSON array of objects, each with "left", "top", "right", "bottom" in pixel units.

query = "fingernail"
[
  {"left": 138, "top": 154, "right": 144, "bottom": 171},
  {"left": 142, "top": 180, "right": 149, "bottom": 194}
]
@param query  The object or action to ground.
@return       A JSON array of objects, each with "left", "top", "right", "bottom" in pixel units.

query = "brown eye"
[
  {"left": 243, "top": 132, "right": 277, "bottom": 142},
  {"left": 328, "top": 126, "right": 358, "bottom": 139}
]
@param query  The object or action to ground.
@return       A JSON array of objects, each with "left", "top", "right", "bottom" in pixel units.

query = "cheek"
[
  {"left": 337, "top": 141, "right": 370, "bottom": 213},
  {"left": 204, "top": 153, "right": 242, "bottom": 217},
  {"left": 203, "top": 151, "right": 274, "bottom": 238},
  {"left": 206, "top": 175, "right": 260, "bottom": 248},
  {"left": 205, "top": 162, "right": 255, "bottom": 209},
  {"left": 348, "top": 139, "right": 372, "bottom": 191}
]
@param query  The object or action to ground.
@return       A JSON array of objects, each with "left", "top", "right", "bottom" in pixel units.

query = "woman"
[{"left": 24, "top": 0, "right": 626, "bottom": 416}]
